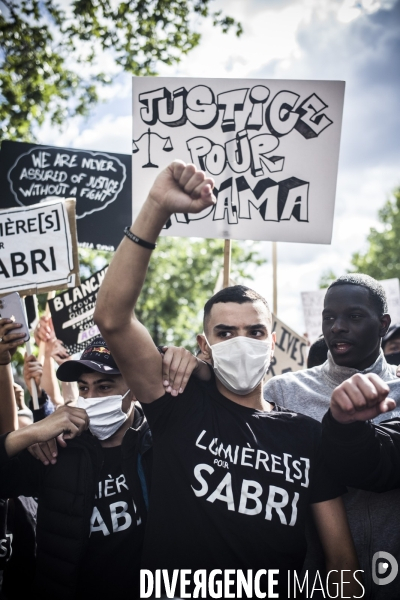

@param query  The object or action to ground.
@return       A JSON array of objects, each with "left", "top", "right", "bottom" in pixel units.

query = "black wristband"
[{"left": 123, "top": 227, "right": 156, "bottom": 250}]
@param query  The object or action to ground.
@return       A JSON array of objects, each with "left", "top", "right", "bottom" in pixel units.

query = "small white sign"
[
  {"left": 301, "top": 289, "right": 326, "bottom": 344},
  {"left": 132, "top": 77, "right": 345, "bottom": 244},
  {"left": 0, "top": 199, "right": 75, "bottom": 294}
]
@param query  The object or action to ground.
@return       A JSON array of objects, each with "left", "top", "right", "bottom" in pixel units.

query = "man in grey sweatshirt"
[{"left": 264, "top": 273, "right": 400, "bottom": 600}]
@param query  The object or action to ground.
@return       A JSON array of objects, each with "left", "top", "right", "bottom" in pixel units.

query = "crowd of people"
[{"left": 0, "top": 161, "right": 400, "bottom": 599}]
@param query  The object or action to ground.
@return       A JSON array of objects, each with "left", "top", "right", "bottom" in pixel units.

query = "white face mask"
[
  {"left": 204, "top": 334, "right": 272, "bottom": 396},
  {"left": 77, "top": 390, "right": 130, "bottom": 440}
]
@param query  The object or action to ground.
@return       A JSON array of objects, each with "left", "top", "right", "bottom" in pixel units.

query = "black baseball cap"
[
  {"left": 57, "top": 336, "right": 121, "bottom": 382},
  {"left": 383, "top": 324, "right": 400, "bottom": 347}
]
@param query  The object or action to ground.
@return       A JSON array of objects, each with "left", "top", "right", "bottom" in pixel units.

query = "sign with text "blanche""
[
  {"left": 132, "top": 77, "right": 345, "bottom": 244},
  {"left": 49, "top": 267, "right": 108, "bottom": 355},
  {"left": 0, "top": 199, "right": 79, "bottom": 296}
]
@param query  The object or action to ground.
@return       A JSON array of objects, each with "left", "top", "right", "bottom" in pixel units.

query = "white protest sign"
[
  {"left": 0, "top": 199, "right": 79, "bottom": 295},
  {"left": 301, "top": 278, "right": 400, "bottom": 343},
  {"left": 380, "top": 278, "right": 400, "bottom": 323},
  {"left": 301, "top": 289, "right": 326, "bottom": 344},
  {"left": 132, "top": 77, "right": 345, "bottom": 243},
  {"left": 265, "top": 314, "right": 308, "bottom": 381}
]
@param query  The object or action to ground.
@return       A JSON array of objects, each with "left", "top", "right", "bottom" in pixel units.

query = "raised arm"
[
  {"left": 4, "top": 405, "right": 89, "bottom": 458},
  {"left": 94, "top": 161, "right": 215, "bottom": 403},
  {"left": 0, "top": 318, "right": 28, "bottom": 433}
]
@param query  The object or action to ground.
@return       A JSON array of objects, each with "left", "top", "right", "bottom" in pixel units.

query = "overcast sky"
[{"left": 38, "top": 0, "right": 400, "bottom": 334}]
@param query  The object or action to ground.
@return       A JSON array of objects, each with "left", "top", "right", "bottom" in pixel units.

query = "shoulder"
[
  {"left": 264, "top": 365, "right": 324, "bottom": 393},
  {"left": 381, "top": 366, "right": 400, "bottom": 401},
  {"left": 273, "top": 403, "right": 321, "bottom": 425}
]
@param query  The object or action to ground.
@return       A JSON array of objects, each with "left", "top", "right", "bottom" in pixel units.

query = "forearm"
[
  {"left": 95, "top": 198, "right": 170, "bottom": 331},
  {"left": 321, "top": 409, "right": 400, "bottom": 491},
  {"left": 313, "top": 497, "right": 363, "bottom": 598},
  {"left": 325, "top": 567, "right": 364, "bottom": 598},
  {"left": 4, "top": 423, "right": 47, "bottom": 458},
  {"left": 42, "top": 354, "right": 63, "bottom": 407},
  {"left": 0, "top": 364, "right": 18, "bottom": 434}
]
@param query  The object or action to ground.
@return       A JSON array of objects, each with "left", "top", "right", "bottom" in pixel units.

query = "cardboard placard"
[
  {"left": 265, "top": 314, "right": 308, "bottom": 380},
  {"left": 49, "top": 267, "right": 108, "bottom": 354},
  {"left": 0, "top": 141, "right": 132, "bottom": 251},
  {"left": 380, "top": 278, "right": 400, "bottom": 324},
  {"left": 0, "top": 198, "right": 80, "bottom": 296},
  {"left": 132, "top": 77, "right": 345, "bottom": 244}
]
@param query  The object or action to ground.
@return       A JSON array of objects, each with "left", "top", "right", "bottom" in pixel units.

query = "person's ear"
[
  {"left": 379, "top": 314, "right": 391, "bottom": 338},
  {"left": 197, "top": 333, "right": 212, "bottom": 360},
  {"left": 270, "top": 331, "right": 276, "bottom": 357}
]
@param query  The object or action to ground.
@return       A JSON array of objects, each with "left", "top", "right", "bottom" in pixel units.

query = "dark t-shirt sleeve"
[
  {"left": 141, "top": 377, "right": 200, "bottom": 438},
  {"left": 308, "top": 423, "right": 347, "bottom": 504}
]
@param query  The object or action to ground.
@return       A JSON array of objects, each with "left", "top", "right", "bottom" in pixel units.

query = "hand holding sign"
[
  {"left": 0, "top": 318, "right": 26, "bottom": 365},
  {"left": 23, "top": 354, "right": 43, "bottom": 397},
  {"left": 330, "top": 373, "right": 396, "bottom": 424},
  {"left": 148, "top": 161, "right": 215, "bottom": 216}
]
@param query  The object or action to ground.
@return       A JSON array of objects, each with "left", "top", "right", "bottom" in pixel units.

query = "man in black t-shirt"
[
  {"left": 0, "top": 337, "right": 150, "bottom": 600},
  {"left": 95, "top": 161, "right": 363, "bottom": 598}
]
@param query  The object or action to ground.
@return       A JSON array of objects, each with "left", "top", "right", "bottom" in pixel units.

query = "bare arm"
[
  {"left": 0, "top": 364, "right": 18, "bottom": 434},
  {"left": 34, "top": 317, "right": 63, "bottom": 407},
  {"left": 312, "top": 497, "right": 364, "bottom": 597},
  {"left": 0, "top": 318, "right": 27, "bottom": 434},
  {"left": 94, "top": 161, "right": 215, "bottom": 403},
  {"left": 4, "top": 405, "right": 89, "bottom": 458},
  {"left": 41, "top": 344, "right": 63, "bottom": 407},
  {"left": 50, "top": 338, "right": 78, "bottom": 404}
]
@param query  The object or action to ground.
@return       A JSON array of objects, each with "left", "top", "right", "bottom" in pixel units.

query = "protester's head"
[
  {"left": 307, "top": 336, "right": 328, "bottom": 368},
  {"left": 57, "top": 336, "right": 132, "bottom": 412},
  {"left": 198, "top": 286, "right": 275, "bottom": 396},
  {"left": 382, "top": 324, "right": 400, "bottom": 356},
  {"left": 203, "top": 285, "right": 272, "bottom": 336},
  {"left": 322, "top": 274, "right": 390, "bottom": 371}
]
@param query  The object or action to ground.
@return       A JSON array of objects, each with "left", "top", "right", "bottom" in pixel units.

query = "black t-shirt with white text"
[
  {"left": 78, "top": 446, "right": 144, "bottom": 599},
  {"left": 141, "top": 377, "right": 344, "bottom": 598}
]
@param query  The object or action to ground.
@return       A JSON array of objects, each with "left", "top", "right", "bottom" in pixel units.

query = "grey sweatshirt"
[{"left": 264, "top": 350, "right": 400, "bottom": 600}]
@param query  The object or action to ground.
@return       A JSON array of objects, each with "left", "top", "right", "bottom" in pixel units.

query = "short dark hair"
[
  {"left": 203, "top": 285, "right": 271, "bottom": 332},
  {"left": 326, "top": 274, "right": 388, "bottom": 317}
]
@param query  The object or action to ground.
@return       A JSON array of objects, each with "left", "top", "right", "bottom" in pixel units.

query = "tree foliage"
[
  {"left": 136, "top": 238, "right": 264, "bottom": 350},
  {"left": 0, "top": 0, "right": 242, "bottom": 141},
  {"left": 351, "top": 187, "right": 400, "bottom": 280},
  {"left": 57, "top": 239, "right": 265, "bottom": 352},
  {"left": 319, "top": 268, "right": 337, "bottom": 289}
]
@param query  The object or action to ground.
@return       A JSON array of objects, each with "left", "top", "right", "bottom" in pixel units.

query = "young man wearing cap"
[
  {"left": 0, "top": 336, "right": 149, "bottom": 600},
  {"left": 264, "top": 274, "right": 400, "bottom": 599},
  {"left": 0, "top": 331, "right": 212, "bottom": 600},
  {"left": 94, "top": 161, "right": 362, "bottom": 598}
]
